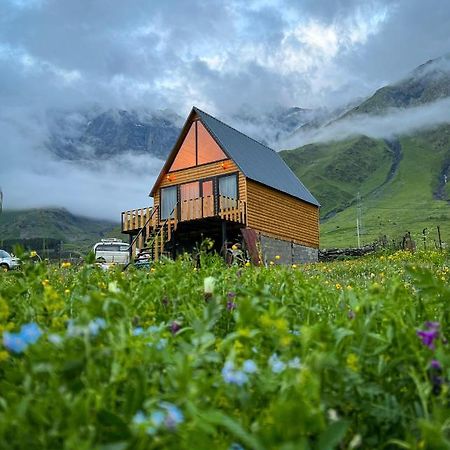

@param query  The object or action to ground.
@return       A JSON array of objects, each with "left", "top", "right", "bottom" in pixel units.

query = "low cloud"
[
  {"left": 0, "top": 109, "right": 163, "bottom": 221},
  {"left": 283, "top": 97, "right": 450, "bottom": 147}
]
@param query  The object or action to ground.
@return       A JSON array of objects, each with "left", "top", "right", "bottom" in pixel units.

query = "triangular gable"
[{"left": 150, "top": 109, "right": 229, "bottom": 196}]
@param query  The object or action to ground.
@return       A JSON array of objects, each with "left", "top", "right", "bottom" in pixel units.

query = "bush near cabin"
[{"left": 0, "top": 250, "right": 449, "bottom": 449}]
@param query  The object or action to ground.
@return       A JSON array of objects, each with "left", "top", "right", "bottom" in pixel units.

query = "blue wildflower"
[
  {"left": 20, "top": 323, "right": 42, "bottom": 344},
  {"left": 133, "top": 410, "right": 147, "bottom": 425},
  {"left": 133, "top": 327, "right": 144, "bottom": 336},
  {"left": 48, "top": 334, "right": 63, "bottom": 345},
  {"left": 229, "top": 444, "right": 245, "bottom": 450},
  {"left": 268, "top": 353, "right": 286, "bottom": 374},
  {"left": 222, "top": 361, "right": 249, "bottom": 385},
  {"left": 150, "top": 410, "right": 165, "bottom": 427},
  {"left": 287, "top": 357, "right": 302, "bottom": 369},
  {"left": 3, "top": 332, "right": 28, "bottom": 353},
  {"left": 88, "top": 317, "right": 106, "bottom": 336},
  {"left": 156, "top": 338, "right": 168, "bottom": 350},
  {"left": 242, "top": 359, "right": 258, "bottom": 374},
  {"left": 3, "top": 322, "right": 42, "bottom": 353},
  {"left": 161, "top": 402, "right": 184, "bottom": 429}
]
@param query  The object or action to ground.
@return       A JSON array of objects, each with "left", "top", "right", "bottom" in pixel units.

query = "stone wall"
[{"left": 259, "top": 234, "right": 318, "bottom": 264}]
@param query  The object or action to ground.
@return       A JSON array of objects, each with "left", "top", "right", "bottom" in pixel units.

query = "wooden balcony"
[{"left": 122, "top": 196, "right": 246, "bottom": 234}]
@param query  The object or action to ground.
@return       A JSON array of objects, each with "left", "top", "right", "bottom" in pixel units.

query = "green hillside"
[
  {"left": 0, "top": 208, "right": 121, "bottom": 255},
  {"left": 282, "top": 125, "right": 450, "bottom": 248}
]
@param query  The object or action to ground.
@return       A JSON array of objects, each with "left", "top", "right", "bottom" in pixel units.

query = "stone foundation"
[{"left": 259, "top": 234, "right": 318, "bottom": 264}]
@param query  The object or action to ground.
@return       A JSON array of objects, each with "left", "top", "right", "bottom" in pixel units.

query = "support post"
[{"left": 221, "top": 221, "right": 227, "bottom": 256}]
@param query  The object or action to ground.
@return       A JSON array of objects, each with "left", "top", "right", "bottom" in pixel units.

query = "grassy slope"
[
  {"left": 0, "top": 208, "right": 122, "bottom": 252},
  {"left": 282, "top": 126, "right": 450, "bottom": 248},
  {"left": 281, "top": 136, "right": 392, "bottom": 218}
]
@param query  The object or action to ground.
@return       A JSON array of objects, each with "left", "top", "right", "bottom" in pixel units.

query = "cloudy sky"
[{"left": 1, "top": 0, "right": 450, "bottom": 219}]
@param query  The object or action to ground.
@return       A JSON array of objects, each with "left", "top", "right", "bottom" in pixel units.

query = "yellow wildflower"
[
  {"left": 292, "top": 264, "right": 297, "bottom": 269},
  {"left": 275, "top": 255, "right": 280, "bottom": 260},
  {"left": 245, "top": 261, "right": 251, "bottom": 267},
  {"left": 335, "top": 283, "right": 342, "bottom": 290},
  {"left": 231, "top": 244, "right": 238, "bottom": 251},
  {"left": 30, "top": 250, "right": 37, "bottom": 257},
  {"left": 42, "top": 279, "right": 50, "bottom": 287},
  {"left": 64, "top": 289, "right": 70, "bottom": 295},
  {"left": 346, "top": 353, "right": 359, "bottom": 372},
  {"left": 0, "top": 351, "right": 9, "bottom": 363},
  {"left": 61, "top": 261, "right": 71, "bottom": 268}
]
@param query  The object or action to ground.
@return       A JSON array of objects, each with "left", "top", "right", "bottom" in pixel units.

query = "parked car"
[
  {"left": 0, "top": 250, "right": 21, "bottom": 271},
  {"left": 93, "top": 238, "right": 130, "bottom": 266}
]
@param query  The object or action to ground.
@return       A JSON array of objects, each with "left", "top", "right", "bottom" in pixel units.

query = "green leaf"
[{"left": 317, "top": 421, "right": 349, "bottom": 450}]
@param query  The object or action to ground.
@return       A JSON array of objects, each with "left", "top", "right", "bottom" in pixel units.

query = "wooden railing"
[
  {"left": 122, "top": 196, "right": 247, "bottom": 236},
  {"left": 218, "top": 196, "right": 247, "bottom": 224},
  {"left": 122, "top": 207, "right": 154, "bottom": 233}
]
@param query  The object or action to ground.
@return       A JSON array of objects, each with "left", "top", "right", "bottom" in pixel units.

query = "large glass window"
[
  {"left": 160, "top": 186, "right": 178, "bottom": 220},
  {"left": 169, "top": 122, "right": 196, "bottom": 171},
  {"left": 218, "top": 174, "right": 238, "bottom": 199},
  {"left": 168, "top": 121, "right": 227, "bottom": 171},
  {"left": 197, "top": 122, "right": 227, "bottom": 164},
  {"left": 180, "top": 182, "right": 200, "bottom": 201}
]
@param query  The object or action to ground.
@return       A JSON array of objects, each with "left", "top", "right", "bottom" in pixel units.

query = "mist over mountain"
[{"left": 47, "top": 108, "right": 183, "bottom": 162}]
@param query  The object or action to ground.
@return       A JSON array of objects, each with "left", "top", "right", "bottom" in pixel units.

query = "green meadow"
[{"left": 0, "top": 250, "right": 449, "bottom": 449}]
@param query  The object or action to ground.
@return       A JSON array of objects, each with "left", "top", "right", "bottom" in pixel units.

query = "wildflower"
[
  {"left": 204, "top": 276, "right": 215, "bottom": 295},
  {"left": 160, "top": 402, "right": 184, "bottom": 429},
  {"left": 61, "top": 261, "right": 71, "bottom": 268},
  {"left": 42, "top": 279, "right": 50, "bottom": 287},
  {"left": 64, "top": 289, "right": 70, "bottom": 295},
  {"left": 269, "top": 261, "right": 274, "bottom": 266},
  {"left": 349, "top": 434, "right": 362, "bottom": 449},
  {"left": 417, "top": 322, "right": 440, "bottom": 350},
  {"left": 275, "top": 255, "right": 280, "bottom": 260},
  {"left": 0, "top": 350, "right": 9, "bottom": 362},
  {"left": 346, "top": 353, "right": 359, "bottom": 372},
  {"left": 229, "top": 444, "right": 244, "bottom": 450},
  {"left": 227, "top": 300, "right": 237, "bottom": 311},
  {"left": 231, "top": 244, "right": 238, "bottom": 251},
  {"left": 133, "top": 327, "right": 144, "bottom": 336},
  {"left": 48, "top": 334, "right": 63, "bottom": 345},
  {"left": 88, "top": 318, "right": 107, "bottom": 336},
  {"left": 3, "top": 333, "right": 27, "bottom": 353},
  {"left": 133, "top": 411, "right": 147, "bottom": 425},
  {"left": 108, "top": 282, "right": 120, "bottom": 293},
  {"left": 245, "top": 261, "right": 251, "bottom": 267},
  {"left": 3, "top": 322, "right": 42, "bottom": 353},
  {"left": 335, "top": 283, "right": 342, "bottom": 290},
  {"left": 170, "top": 321, "right": 181, "bottom": 335},
  {"left": 287, "top": 357, "right": 302, "bottom": 369},
  {"left": 268, "top": 353, "right": 286, "bottom": 374},
  {"left": 222, "top": 361, "right": 248, "bottom": 385},
  {"left": 156, "top": 338, "right": 168, "bottom": 350},
  {"left": 327, "top": 409, "right": 339, "bottom": 422},
  {"left": 292, "top": 264, "right": 297, "bottom": 269},
  {"left": 428, "top": 359, "right": 444, "bottom": 395},
  {"left": 30, "top": 250, "right": 37, "bottom": 257},
  {"left": 242, "top": 359, "right": 258, "bottom": 374},
  {"left": 20, "top": 323, "right": 42, "bottom": 344}
]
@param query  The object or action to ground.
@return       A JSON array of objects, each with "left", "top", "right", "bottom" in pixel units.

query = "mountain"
[
  {"left": 47, "top": 108, "right": 182, "bottom": 162},
  {"left": 281, "top": 55, "right": 450, "bottom": 248},
  {"left": 341, "top": 54, "right": 450, "bottom": 118},
  {"left": 0, "top": 208, "right": 121, "bottom": 255}
]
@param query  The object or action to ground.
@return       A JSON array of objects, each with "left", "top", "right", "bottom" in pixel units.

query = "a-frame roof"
[{"left": 151, "top": 107, "right": 320, "bottom": 207}]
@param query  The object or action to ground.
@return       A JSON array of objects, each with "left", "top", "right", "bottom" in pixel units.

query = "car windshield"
[{"left": 0, "top": 250, "right": 10, "bottom": 258}]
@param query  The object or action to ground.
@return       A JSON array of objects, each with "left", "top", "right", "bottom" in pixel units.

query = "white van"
[{"left": 93, "top": 239, "right": 130, "bottom": 265}]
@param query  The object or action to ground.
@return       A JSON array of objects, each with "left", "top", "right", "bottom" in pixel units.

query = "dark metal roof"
[{"left": 194, "top": 107, "right": 320, "bottom": 206}]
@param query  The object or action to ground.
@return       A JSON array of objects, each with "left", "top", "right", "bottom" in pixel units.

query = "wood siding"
[
  {"left": 246, "top": 180, "right": 319, "bottom": 248},
  {"left": 153, "top": 159, "right": 247, "bottom": 207}
]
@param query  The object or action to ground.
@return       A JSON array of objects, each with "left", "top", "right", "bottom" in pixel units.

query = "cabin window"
[
  {"left": 169, "top": 122, "right": 196, "bottom": 171},
  {"left": 218, "top": 174, "right": 238, "bottom": 199},
  {"left": 160, "top": 186, "right": 178, "bottom": 220},
  {"left": 169, "top": 121, "right": 227, "bottom": 171},
  {"left": 197, "top": 122, "right": 227, "bottom": 164},
  {"left": 180, "top": 181, "right": 200, "bottom": 201}
]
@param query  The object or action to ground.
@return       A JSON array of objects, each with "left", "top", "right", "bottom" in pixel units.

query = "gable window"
[
  {"left": 168, "top": 120, "right": 227, "bottom": 171},
  {"left": 218, "top": 174, "right": 238, "bottom": 199},
  {"left": 160, "top": 186, "right": 178, "bottom": 220}
]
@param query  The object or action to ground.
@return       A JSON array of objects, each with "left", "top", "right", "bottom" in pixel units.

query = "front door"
[
  {"left": 202, "top": 180, "right": 214, "bottom": 217},
  {"left": 180, "top": 182, "right": 201, "bottom": 221}
]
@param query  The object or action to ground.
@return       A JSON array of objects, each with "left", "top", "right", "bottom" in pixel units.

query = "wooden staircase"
[{"left": 132, "top": 207, "right": 178, "bottom": 264}]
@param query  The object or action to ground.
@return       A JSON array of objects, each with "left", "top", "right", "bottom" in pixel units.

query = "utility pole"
[{"left": 356, "top": 192, "right": 362, "bottom": 248}]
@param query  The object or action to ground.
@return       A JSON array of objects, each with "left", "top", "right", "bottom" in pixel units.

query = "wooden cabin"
[{"left": 121, "top": 107, "right": 320, "bottom": 264}]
